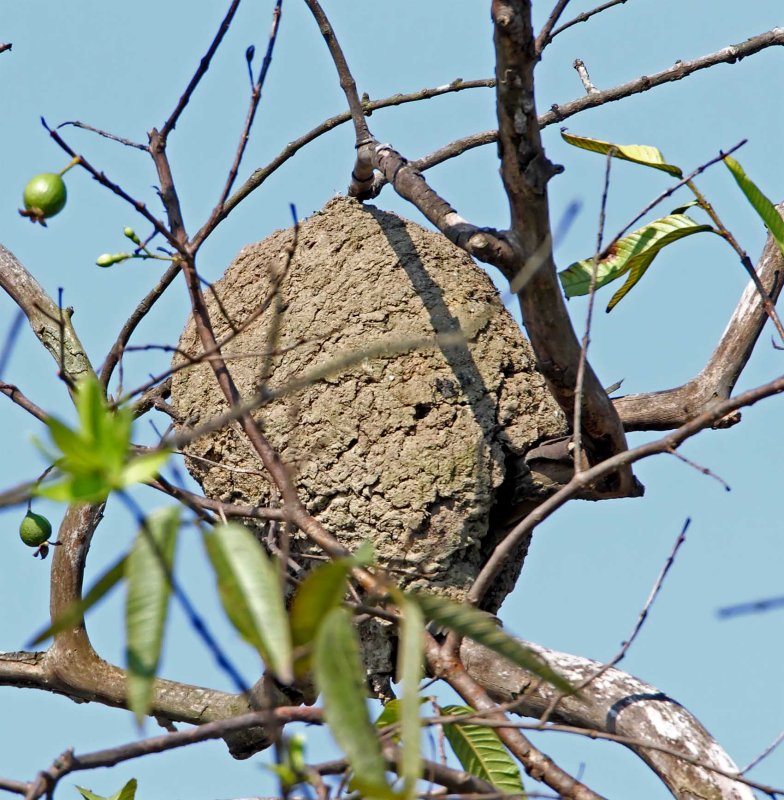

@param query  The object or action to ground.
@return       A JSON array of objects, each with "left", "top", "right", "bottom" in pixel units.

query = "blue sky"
[{"left": 1, "top": 2, "right": 782, "bottom": 798}]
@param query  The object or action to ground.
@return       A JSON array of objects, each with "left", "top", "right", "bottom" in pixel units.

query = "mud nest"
[{"left": 171, "top": 197, "right": 565, "bottom": 680}]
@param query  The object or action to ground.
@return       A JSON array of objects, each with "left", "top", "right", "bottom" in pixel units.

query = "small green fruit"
[
  {"left": 19, "top": 511, "right": 52, "bottom": 548},
  {"left": 21, "top": 173, "right": 67, "bottom": 224}
]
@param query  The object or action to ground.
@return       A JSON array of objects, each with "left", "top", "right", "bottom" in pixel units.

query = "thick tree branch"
[
  {"left": 0, "top": 244, "right": 92, "bottom": 384},
  {"left": 492, "top": 0, "right": 634, "bottom": 494},
  {"left": 39, "top": 502, "right": 272, "bottom": 758},
  {"left": 461, "top": 639, "right": 755, "bottom": 800}
]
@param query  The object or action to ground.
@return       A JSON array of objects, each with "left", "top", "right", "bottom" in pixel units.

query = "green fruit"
[
  {"left": 22, "top": 173, "right": 67, "bottom": 221},
  {"left": 19, "top": 511, "right": 52, "bottom": 548}
]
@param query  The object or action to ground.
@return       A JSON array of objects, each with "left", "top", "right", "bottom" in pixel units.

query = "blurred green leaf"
[
  {"left": 724, "top": 155, "right": 784, "bottom": 258},
  {"left": 559, "top": 214, "right": 714, "bottom": 312},
  {"left": 29, "top": 554, "right": 127, "bottom": 645},
  {"left": 314, "top": 608, "right": 396, "bottom": 799},
  {"left": 396, "top": 593, "right": 424, "bottom": 800},
  {"left": 290, "top": 559, "right": 352, "bottom": 678},
  {"left": 441, "top": 705, "right": 524, "bottom": 796},
  {"left": 76, "top": 778, "right": 137, "bottom": 800},
  {"left": 34, "top": 375, "right": 170, "bottom": 503},
  {"left": 119, "top": 450, "right": 171, "bottom": 487},
  {"left": 126, "top": 507, "right": 179, "bottom": 723},
  {"left": 408, "top": 593, "right": 572, "bottom": 693},
  {"left": 561, "top": 130, "right": 683, "bottom": 177},
  {"left": 203, "top": 522, "right": 292, "bottom": 684}
]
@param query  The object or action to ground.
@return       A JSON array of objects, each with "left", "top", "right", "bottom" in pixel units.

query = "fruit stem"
[{"left": 58, "top": 156, "right": 82, "bottom": 176}]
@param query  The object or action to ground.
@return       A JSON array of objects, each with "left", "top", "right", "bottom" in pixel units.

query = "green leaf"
[
  {"left": 119, "top": 449, "right": 171, "bottom": 487},
  {"left": 441, "top": 705, "right": 524, "bottom": 796},
  {"left": 396, "top": 594, "right": 424, "bottom": 800},
  {"left": 29, "top": 554, "right": 127, "bottom": 645},
  {"left": 314, "top": 608, "right": 394, "bottom": 800},
  {"left": 375, "top": 697, "right": 428, "bottom": 733},
  {"left": 290, "top": 559, "right": 352, "bottom": 678},
  {"left": 34, "top": 375, "right": 155, "bottom": 503},
  {"left": 559, "top": 214, "right": 714, "bottom": 312},
  {"left": 561, "top": 130, "right": 683, "bottom": 177},
  {"left": 126, "top": 507, "right": 179, "bottom": 722},
  {"left": 76, "top": 778, "right": 137, "bottom": 800},
  {"left": 724, "top": 155, "right": 784, "bottom": 258},
  {"left": 202, "top": 522, "right": 292, "bottom": 684},
  {"left": 408, "top": 593, "right": 572, "bottom": 693}
]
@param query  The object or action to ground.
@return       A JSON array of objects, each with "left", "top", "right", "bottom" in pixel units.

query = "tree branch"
[
  {"left": 0, "top": 244, "right": 93, "bottom": 384},
  {"left": 541, "top": 27, "right": 784, "bottom": 128},
  {"left": 492, "top": 0, "right": 634, "bottom": 495},
  {"left": 614, "top": 205, "right": 784, "bottom": 430},
  {"left": 460, "top": 638, "right": 755, "bottom": 800}
]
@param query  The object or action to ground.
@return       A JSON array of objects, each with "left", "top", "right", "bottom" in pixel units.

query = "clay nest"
[{"left": 171, "top": 197, "right": 565, "bottom": 682}]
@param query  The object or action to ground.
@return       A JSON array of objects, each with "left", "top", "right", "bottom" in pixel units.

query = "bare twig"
[
  {"left": 541, "top": 28, "right": 784, "bottom": 128},
  {"left": 535, "top": 0, "right": 573, "bottom": 54},
  {"left": 686, "top": 177, "right": 784, "bottom": 344},
  {"left": 160, "top": 0, "right": 243, "bottom": 138},
  {"left": 0, "top": 309, "right": 24, "bottom": 380},
  {"left": 717, "top": 595, "right": 784, "bottom": 619},
  {"left": 469, "top": 370, "right": 784, "bottom": 605},
  {"left": 573, "top": 150, "right": 613, "bottom": 473},
  {"left": 550, "top": 0, "right": 630, "bottom": 40},
  {"left": 0, "top": 382, "right": 48, "bottom": 423},
  {"left": 99, "top": 262, "right": 181, "bottom": 388},
  {"left": 668, "top": 448, "right": 732, "bottom": 491},
  {"left": 56, "top": 121, "right": 147, "bottom": 151},
  {"left": 193, "top": 0, "right": 284, "bottom": 251},
  {"left": 42, "top": 121, "right": 180, "bottom": 250},
  {"left": 741, "top": 729, "right": 784, "bottom": 775},
  {"left": 541, "top": 519, "right": 691, "bottom": 724},
  {"left": 20, "top": 706, "right": 322, "bottom": 800}
]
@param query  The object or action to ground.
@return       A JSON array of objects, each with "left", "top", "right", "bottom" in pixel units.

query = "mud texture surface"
[{"left": 171, "top": 197, "right": 565, "bottom": 680}]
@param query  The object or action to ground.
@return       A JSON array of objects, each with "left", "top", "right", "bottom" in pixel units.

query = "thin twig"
[
  {"left": 535, "top": 0, "right": 573, "bottom": 54},
  {"left": 668, "top": 447, "right": 731, "bottom": 491},
  {"left": 717, "top": 595, "right": 784, "bottom": 619},
  {"left": 468, "top": 371, "right": 784, "bottom": 606},
  {"left": 541, "top": 519, "right": 691, "bottom": 724},
  {"left": 160, "top": 0, "right": 243, "bottom": 138},
  {"left": 573, "top": 150, "right": 613, "bottom": 473},
  {"left": 550, "top": 0, "right": 630, "bottom": 40},
  {"left": 0, "top": 310, "right": 24, "bottom": 380},
  {"left": 0, "top": 383, "right": 48, "bottom": 423},
  {"left": 573, "top": 59, "right": 599, "bottom": 94},
  {"left": 99, "top": 262, "right": 181, "bottom": 388},
  {"left": 56, "top": 121, "right": 147, "bottom": 151},
  {"left": 542, "top": 28, "right": 784, "bottom": 129},
  {"left": 193, "top": 0, "right": 284, "bottom": 251},
  {"left": 42, "top": 120, "right": 180, "bottom": 250},
  {"left": 686, "top": 177, "right": 784, "bottom": 344},
  {"left": 20, "top": 706, "right": 322, "bottom": 800},
  {"left": 741, "top": 729, "right": 784, "bottom": 775}
]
